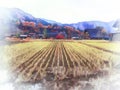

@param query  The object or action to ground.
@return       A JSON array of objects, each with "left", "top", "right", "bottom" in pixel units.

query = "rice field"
[
  {"left": 79, "top": 40, "right": 120, "bottom": 54},
  {"left": 0, "top": 40, "right": 119, "bottom": 84}
]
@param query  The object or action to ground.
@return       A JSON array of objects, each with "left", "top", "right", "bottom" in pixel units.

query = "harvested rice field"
[{"left": 0, "top": 40, "right": 120, "bottom": 90}]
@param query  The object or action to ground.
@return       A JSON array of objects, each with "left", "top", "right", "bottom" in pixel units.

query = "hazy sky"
[{"left": 0, "top": 0, "right": 120, "bottom": 23}]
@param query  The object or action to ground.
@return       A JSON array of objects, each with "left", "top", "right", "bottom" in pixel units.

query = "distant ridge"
[{"left": 0, "top": 7, "right": 120, "bottom": 39}]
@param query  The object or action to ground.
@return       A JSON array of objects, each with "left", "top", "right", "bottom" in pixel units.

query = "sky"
[{"left": 0, "top": 0, "right": 120, "bottom": 23}]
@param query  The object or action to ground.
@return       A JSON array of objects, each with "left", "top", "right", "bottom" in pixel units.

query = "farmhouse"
[
  {"left": 111, "top": 33, "right": 120, "bottom": 41},
  {"left": 19, "top": 34, "right": 28, "bottom": 39},
  {"left": 109, "top": 28, "right": 120, "bottom": 41}
]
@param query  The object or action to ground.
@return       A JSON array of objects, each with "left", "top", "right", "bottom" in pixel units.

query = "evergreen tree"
[{"left": 43, "top": 28, "right": 47, "bottom": 38}]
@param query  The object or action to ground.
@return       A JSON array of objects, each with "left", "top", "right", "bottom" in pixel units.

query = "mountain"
[
  {"left": 0, "top": 7, "right": 118, "bottom": 39},
  {"left": 113, "top": 19, "right": 120, "bottom": 28},
  {"left": 0, "top": 8, "right": 35, "bottom": 22},
  {"left": 0, "top": 7, "right": 50, "bottom": 24},
  {"left": 40, "top": 18, "right": 62, "bottom": 25},
  {"left": 70, "top": 21, "right": 114, "bottom": 33}
]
